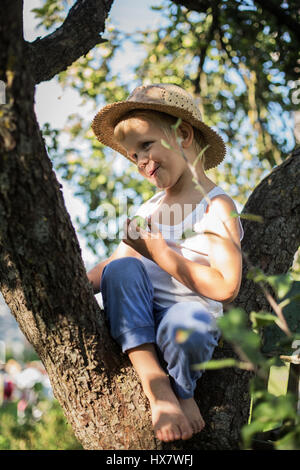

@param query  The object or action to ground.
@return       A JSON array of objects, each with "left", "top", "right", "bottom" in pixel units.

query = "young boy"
[{"left": 88, "top": 83, "right": 243, "bottom": 443}]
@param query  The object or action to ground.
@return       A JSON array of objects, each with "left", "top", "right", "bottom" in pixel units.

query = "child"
[{"left": 88, "top": 83, "right": 243, "bottom": 442}]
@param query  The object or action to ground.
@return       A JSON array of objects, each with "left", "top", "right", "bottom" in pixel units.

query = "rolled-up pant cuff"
[
  {"left": 170, "top": 376, "right": 199, "bottom": 399},
  {"left": 118, "top": 326, "right": 156, "bottom": 353}
]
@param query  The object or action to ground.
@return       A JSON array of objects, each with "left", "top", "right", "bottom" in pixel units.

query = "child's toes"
[
  {"left": 173, "top": 426, "right": 181, "bottom": 441},
  {"left": 168, "top": 425, "right": 181, "bottom": 442},
  {"left": 156, "top": 425, "right": 184, "bottom": 442},
  {"left": 199, "top": 417, "right": 205, "bottom": 432},
  {"left": 163, "top": 428, "right": 174, "bottom": 442},
  {"left": 168, "top": 425, "right": 181, "bottom": 441},
  {"left": 192, "top": 419, "right": 203, "bottom": 434},
  {"left": 155, "top": 427, "right": 173, "bottom": 442},
  {"left": 180, "top": 423, "right": 193, "bottom": 440},
  {"left": 190, "top": 421, "right": 197, "bottom": 434}
]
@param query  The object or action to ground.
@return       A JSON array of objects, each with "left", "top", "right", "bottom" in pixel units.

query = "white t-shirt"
[{"left": 134, "top": 186, "right": 244, "bottom": 318}]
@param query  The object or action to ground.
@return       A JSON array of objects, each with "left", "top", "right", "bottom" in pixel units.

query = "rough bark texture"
[
  {"left": 1, "top": 0, "right": 156, "bottom": 451},
  {"left": 235, "top": 148, "right": 300, "bottom": 316},
  {"left": 1, "top": 0, "right": 300, "bottom": 450},
  {"left": 26, "top": 0, "right": 114, "bottom": 84}
]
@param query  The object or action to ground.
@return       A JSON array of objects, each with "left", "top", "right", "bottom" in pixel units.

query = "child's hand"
[{"left": 123, "top": 216, "right": 168, "bottom": 262}]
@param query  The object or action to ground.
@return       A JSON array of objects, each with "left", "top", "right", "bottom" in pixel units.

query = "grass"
[{"left": 0, "top": 399, "right": 83, "bottom": 450}]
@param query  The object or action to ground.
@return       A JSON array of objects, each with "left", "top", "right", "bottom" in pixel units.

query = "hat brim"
[{"left": 92, "top": 100, "right": 226, "bottom": 170}]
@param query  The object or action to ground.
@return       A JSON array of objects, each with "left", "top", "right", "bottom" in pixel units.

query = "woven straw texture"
[{"left": 92, "top": 83, "right": 226, "bottom": 170}]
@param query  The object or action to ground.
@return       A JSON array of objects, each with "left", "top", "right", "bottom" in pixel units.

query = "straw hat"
[{"left": 92, "top": 83, "right": 226, "bottom": 170}]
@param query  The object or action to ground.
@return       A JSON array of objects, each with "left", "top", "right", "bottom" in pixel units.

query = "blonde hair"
[{"left": 113, "top": 109, "right": 206, "bottom": 168}]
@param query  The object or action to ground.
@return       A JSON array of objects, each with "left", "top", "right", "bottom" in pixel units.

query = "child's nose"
[{"left": 137, "top": 150, "right": 151, "bottom": 165}]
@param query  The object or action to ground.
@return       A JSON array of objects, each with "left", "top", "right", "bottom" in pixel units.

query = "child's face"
[{"left": 115, "top": 117, "right": 187, "bottom": 190}]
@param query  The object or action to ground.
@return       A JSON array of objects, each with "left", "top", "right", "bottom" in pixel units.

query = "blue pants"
[{"left": 100, "top": 257, "right": 220, "bottom": 399}]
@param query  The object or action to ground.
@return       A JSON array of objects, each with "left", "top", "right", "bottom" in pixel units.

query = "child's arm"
[
  {"left": 123, "top": 196, "right": 242, "bottom": 303},
  {"left": 155, "top": 195, "right": 242, "bottom": 303},
  {"left": 87, "top": 242, "right": 141, "bottom": 294}
]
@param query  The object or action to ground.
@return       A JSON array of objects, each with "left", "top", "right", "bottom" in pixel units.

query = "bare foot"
[
  {"left": 126, "top": 344, "right": 193, "bottom": 442},
  {"left": 178, "top": 397, "right": 205, "bottom": 435},
  {"left": 148, "top": 377, "right": 193, "bottom": 442}
]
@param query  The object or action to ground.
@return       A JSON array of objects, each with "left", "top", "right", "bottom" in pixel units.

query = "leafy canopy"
[{"left": 33, "top": 0, "right": 298, "bottom": 259}]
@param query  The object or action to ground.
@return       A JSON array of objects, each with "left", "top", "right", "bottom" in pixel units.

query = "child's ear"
[{"left": 178, "top": 122, "right": 194, "bottom": 148}]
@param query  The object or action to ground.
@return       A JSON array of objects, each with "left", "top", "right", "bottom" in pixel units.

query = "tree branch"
[{"left": 26, "top": 0, "right": 114, "bottom": 84}]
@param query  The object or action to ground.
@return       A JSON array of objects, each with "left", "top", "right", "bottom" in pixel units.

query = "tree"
[{"left": 0, "top": 0, "right": 299, "bottom": 449}]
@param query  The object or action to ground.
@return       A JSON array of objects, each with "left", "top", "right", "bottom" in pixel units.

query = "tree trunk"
[
  {"left": 0, "top": 0, "right": 156, "bottom": 451},
  {"left": 1, "top": 1, "right": 299, "bottom": 450}
]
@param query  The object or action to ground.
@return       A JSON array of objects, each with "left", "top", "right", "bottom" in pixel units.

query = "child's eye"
[{"left": 142, "top": 141, "right": 152, "bottom": 150}]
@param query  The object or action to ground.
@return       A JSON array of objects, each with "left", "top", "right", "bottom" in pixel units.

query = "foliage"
[
  {"left": 0, "top": 399, "right": 82, "bottom": 450},
  {"left": 135, "top": 1, "right": 298, "bottom": 179},
  {"left": 32, "top": 0, "right": 73, "bottom": 30}
]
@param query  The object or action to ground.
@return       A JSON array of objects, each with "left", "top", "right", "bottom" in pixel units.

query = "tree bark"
[
  {"left": 1, "top": 0, "right": 300, "bottom": 450},
  {"left": 235, "top": 147, "right": 300, "bottom": 317},
  {"left": 0, "top": 0, "right": 156, "bottom": 451}
]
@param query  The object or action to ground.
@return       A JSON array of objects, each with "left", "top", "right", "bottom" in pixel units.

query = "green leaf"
[
  {"left": 247, "top": 267, "right": 268, "bottom": 283},
  {"left": 268, "top": 363, "right": 290, "bottom": 398},
  {"left": 275, "top": 427, "right": 300, "bottom": 450},
  {"left": 161, "top": 139, "right": 172, "bottom": 150},
  {"left": 242, "top": 392, "right": 299, "bottom": 448},
  {"left": 238, "top": 213, "right": 264, "bottom": 223},
  {"left": 192, "top": 145, "right": 210, "bottom": 168},
  {"left": 132, "top": 215, "right": 147, "bottom": 229},
  {"left": 242, "top": 420, "right": 268, "bottom": 449},
  {"left": 247, "top": 270, "right": 293, "bottom": 300},
  {"left": 171, "top": 118, "right": 182, "bottom": 131},
  {"left": 218, "top": 308, "right": 264, "bottom": 366},
  {"left": 250, "top": 311, "right": 278, "bottom": 331},
  {"left": 266, "top": 273, "right": 293, "bottom": 299},
  {"left": 217, "top": 307, "right": 248, "bottom": 331},
  {"left": 191, "top": 358, "right": 239, "bottom": 370},
  {"left": 182, "top": 228, "right": 195, "bottom": 239}
]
